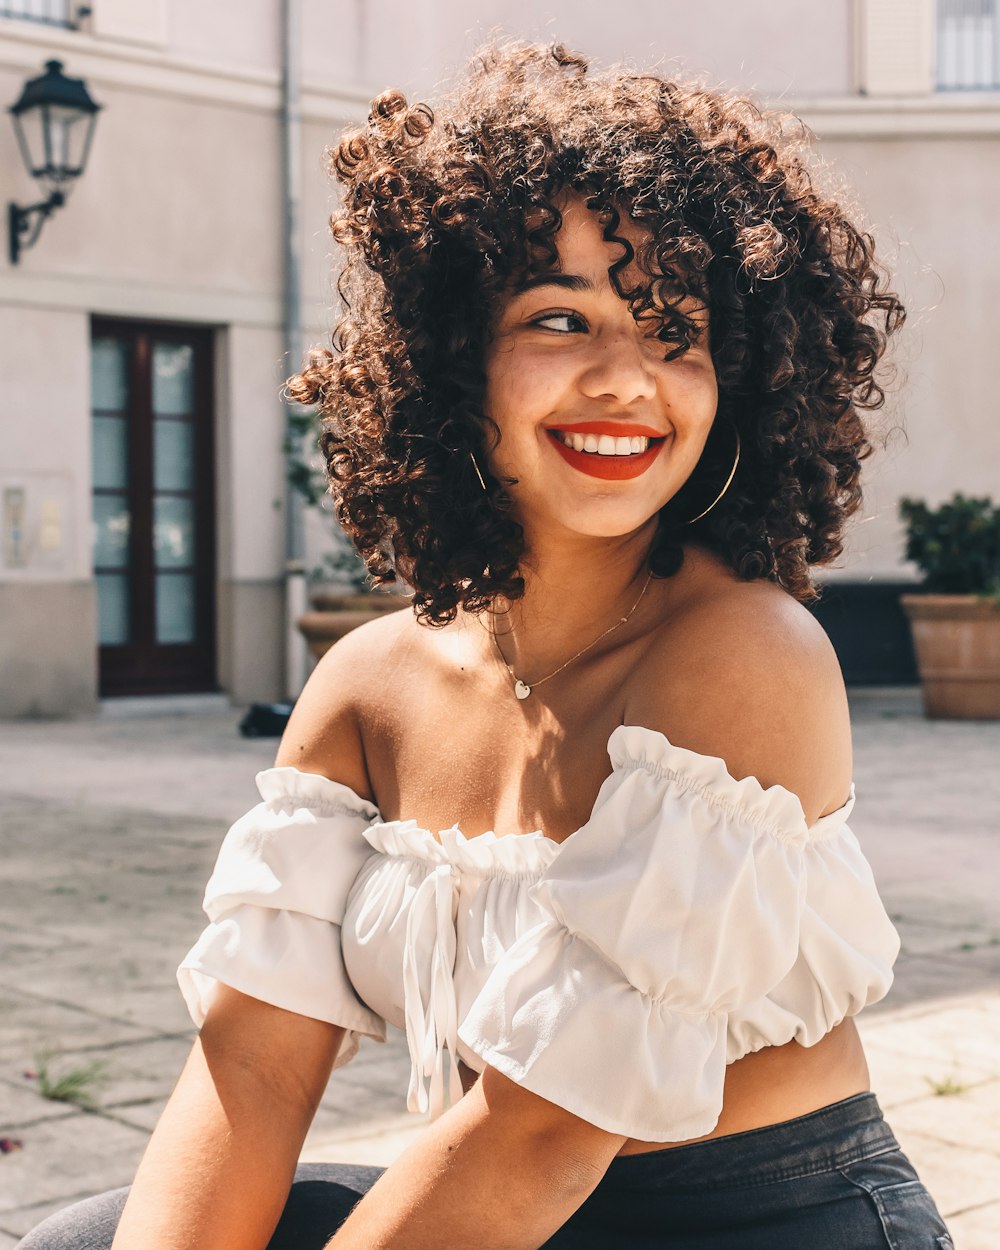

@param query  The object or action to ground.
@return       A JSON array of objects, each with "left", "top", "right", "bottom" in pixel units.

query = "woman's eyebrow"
[{"left": 515, "top": 272, "right": 598, "bottom": 295}]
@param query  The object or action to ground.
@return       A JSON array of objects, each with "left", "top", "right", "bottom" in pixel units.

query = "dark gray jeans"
[{"left": 18, "top": 1094, "right": 953, "bottom": 1248}]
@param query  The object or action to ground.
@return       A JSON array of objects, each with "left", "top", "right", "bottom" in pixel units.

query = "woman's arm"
[
  {"left": 328, "top": 1064, "right": 627, "bottom": 1250},
  {"left": 111, "top": 984, "right": 343, "bottom": 1250}
]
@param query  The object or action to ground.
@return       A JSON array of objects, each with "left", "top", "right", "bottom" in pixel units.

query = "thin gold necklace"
[{"left": 488, "top": 568, "right": 654, "bottom": 700}]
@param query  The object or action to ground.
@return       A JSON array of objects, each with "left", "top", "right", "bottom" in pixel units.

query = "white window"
[
  {"left": 937, "top": 0, "right": 999, "bottom": 88},
  {"left": 0, "top": 0, "right": 77, "bottom": 28},
  {"left": 855, "top": 0, "right": 999, "bottom": 93}
]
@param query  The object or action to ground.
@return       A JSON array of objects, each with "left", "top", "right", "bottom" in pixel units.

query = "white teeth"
[{"left": 557, "top": 431, "right": 651, "bottom": 456}]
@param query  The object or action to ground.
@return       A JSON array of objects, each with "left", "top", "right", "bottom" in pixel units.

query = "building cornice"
[
  {"left": 4, "top": 20, "right": 1000, "bottom": 135},
  {"left": 773, "top": 93, "right": 1000, "bottom": 138},
  {"left": 0, "top": 19, "right": 369, "bottom": 123},
  {"left": 1, "top": 268, "right": 282, "bottom": 328}
]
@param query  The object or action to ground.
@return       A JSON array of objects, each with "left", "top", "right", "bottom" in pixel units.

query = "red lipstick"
[{"left": 546, "top": 428, "right": 669, "bottom": 481}]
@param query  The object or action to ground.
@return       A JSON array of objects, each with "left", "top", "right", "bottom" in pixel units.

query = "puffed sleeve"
[
  {"left": 457, "top": 725, "right": 896, "bottom": 1141},
  {"left": 177, "top": 767, "right": 387, "bottom": 1071}
]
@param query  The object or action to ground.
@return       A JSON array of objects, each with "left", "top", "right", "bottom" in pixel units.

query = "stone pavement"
[{"left": 0, "top": 689, "right": 997, "bottom": 1247}]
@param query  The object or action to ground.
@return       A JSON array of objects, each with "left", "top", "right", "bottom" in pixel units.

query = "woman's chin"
[{"left": 516, "top": 499, "right": 667, "bottom": 546}]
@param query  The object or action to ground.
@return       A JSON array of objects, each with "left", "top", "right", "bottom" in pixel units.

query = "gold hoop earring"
[
  {"left": 682, "top": 423, "right": 741, "bottom": 525},
  {"left": 469, "top": 451, "right": 489, "bottom": 493}
]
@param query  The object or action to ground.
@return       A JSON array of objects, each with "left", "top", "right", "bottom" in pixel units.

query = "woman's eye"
[{"left": 531, "top": 312, "right": 587, "bottom": 334}]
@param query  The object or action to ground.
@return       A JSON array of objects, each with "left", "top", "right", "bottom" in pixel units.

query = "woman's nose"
[{"left": 576, "top": 327, "right": 658, "bottom": 405}]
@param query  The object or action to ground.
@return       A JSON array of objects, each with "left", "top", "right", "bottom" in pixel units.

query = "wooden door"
[{"left": 91, "top": 319, "right": 216, "bottom": 696}]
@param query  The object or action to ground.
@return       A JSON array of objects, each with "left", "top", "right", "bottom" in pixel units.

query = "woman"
[{"left": 22, "top": 41, "right": 952, "bottom": 1250}]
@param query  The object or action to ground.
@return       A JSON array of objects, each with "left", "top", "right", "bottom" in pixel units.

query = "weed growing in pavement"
[
  {"left": 30, "top": 1051, "right": 108, "bottom": 1109},
  {"left": 924, "top": 1074, "right": 969, "bottom": 1097}
]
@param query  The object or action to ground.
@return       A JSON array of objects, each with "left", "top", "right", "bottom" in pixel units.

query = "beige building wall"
[
  {"left": 356, "top": 0, "right": 853, "bottom": 99},
  {"left": 797, "top": 110, "right": 1000, "bottom": 582},
  {"left": 1, "top": 0, "right": 996, "bottom": 715}
]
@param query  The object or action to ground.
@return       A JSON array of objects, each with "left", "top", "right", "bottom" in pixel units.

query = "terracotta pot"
[
  {"left": 298, "top": 590, "right": 411, "bottom": 662},
  {"left": 309, "top": 591, "right": 409, "bottom": 614},
  {"left": 900, "top": 594, "right": 1000, "bottom": 720}
]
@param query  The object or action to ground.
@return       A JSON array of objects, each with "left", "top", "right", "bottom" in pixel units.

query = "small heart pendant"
[{"left": 514, "top": 680, "right": 531, "bottom": 700}]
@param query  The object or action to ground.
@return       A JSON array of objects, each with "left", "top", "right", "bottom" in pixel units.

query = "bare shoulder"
[
  {"left": 626, "top": 572, "right": 853, "bottom": 826},
  {"left": 273, "top": 605, "right": 419, "bottom": 799}
]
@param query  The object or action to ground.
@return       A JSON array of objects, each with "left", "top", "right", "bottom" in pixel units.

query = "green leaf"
[{"left": 899, "top": 493, "right": 1000, "bottom": 593}]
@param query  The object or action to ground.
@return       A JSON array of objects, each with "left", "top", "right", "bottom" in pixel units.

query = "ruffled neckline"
[
  {"left": 256, "top": 765, "right": 380, "bottom": 819},
  {"left": 608, "top": 725, "right": 856, "bottom": 841},
  {"left": 255, "top": 724, "right": 856, "bottom": 857},
  {"left": 362, "top": 820, "right": 562, "bottom": 875}
]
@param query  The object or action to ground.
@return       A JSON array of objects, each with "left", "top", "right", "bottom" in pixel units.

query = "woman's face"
[{"left": 483, "top": 195, "right": 718, "bottom": 545}]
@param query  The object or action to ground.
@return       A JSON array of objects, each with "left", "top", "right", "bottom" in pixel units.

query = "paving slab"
[
  {"left": 338, "top": 1030, "right": 411, "bottom": 1088},
  {"left": 869, "top": 950, "right": 999, "bottom": 1012},
  {"left": 301, "top": 1115, "right": 422, "bottom": 1168},
  {"left": 0, "top": 1112, "right": 149, "bottom": 1219},
  {"left": 948, "top": 1200, "right": 1000, "bottom": 1248},
  {"left": 0, "top": 954, "right": 197, "bottom": 1038},
  {"left": 859, "top": 992, "right": 1000, "bottom": 1072},
  {"left": 888, "top": 1079, "right": 1000, "bottom": 1157},
  {"left": 0, "top": 711, "right": 273, "bottom": 822},
  {"left": 0, "top": 1079, "right": 79, "bottom": 1128},
  {"left": 0, "top": 986, "right": 158, "bottom": 1067},
  {"left": 860, "top": 1037, "right": 998, "bottom": 1110}
]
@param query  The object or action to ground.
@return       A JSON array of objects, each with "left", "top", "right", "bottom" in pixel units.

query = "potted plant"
[
  {"left": 899, "top": 493, "right": 1000, "bottom": 720},
  {"left": 286, "top": 408, "right": 410, "bottom": 663}
]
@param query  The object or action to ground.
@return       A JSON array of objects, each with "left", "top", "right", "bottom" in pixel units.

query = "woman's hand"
[{"left": 326, "top": 1063, "right": 627, "bottom": 1250}]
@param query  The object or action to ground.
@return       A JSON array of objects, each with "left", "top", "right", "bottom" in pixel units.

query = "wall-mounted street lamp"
[{"left": 7, "top": 59, "right": 101, "bottom": 265}]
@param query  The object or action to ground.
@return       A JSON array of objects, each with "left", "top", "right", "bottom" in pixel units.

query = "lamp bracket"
[{"left": 8, "top": 190, "right": 65, "bottom": 266}]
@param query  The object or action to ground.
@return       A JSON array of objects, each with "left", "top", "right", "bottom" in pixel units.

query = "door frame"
[{"left": 92, "top": 316, "right": 218, "bottom": 697}]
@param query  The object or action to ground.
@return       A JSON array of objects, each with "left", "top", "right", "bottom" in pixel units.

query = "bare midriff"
[{"left": 457, "top": 1017, "right": 870, "bottom": 1156}]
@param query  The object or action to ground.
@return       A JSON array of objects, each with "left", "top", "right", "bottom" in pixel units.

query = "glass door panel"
[
  {"left": 92, "top": 494, "right": 131, "bottom": 567},
  {"left": 91, "top": 336, "right": 132, "bottom": 646},
  {"left": 91, "top": 337, "right": 129, "bottom": 410},
  {"left": 155, "top": 573, "right": 196, "bottom": 643},
  {"left": 153, "top": 495, "right": 194, "bottom": 567},
  {"left": 152, "top": 343, "right": 194, "bottom": 414},
  {"left": 92, "top": 416, "right": 128, "bottom": 489},
  {"left": 96, "top": 574, "right": 129, "bottom": 645},
  {"left": 152, "top": 340, "right": 197, "bottom": 646},
  {"left": 153, "top": 420, "right": 194, "bottom": 491}
]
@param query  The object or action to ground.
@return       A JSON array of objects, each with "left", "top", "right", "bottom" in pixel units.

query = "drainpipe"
[{"left": 281, "top": 0, "right": 308, "bottom": 702}]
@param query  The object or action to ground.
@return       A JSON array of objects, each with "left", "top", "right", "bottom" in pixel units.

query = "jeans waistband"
[{"left": 602, "top": 1093, "right": 899, "bottom": 1190}]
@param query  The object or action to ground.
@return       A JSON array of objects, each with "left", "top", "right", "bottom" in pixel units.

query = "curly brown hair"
[{"left": 287, "top": 40, "right": 905, "bottom": 625}]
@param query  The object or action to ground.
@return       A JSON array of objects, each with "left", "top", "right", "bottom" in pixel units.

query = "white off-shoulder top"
[{"left": 177, "top": 725, "right": 900, "bottom": 1142}]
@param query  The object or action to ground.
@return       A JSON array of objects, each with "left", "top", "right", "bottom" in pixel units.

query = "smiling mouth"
[{"left": 544, "top": 426, "right": 671, "bottom": 480}]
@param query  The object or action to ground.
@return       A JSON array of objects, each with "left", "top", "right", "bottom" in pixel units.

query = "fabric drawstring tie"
[{"left": 402, "top": 861, "right": 463, "bottom": 1118}]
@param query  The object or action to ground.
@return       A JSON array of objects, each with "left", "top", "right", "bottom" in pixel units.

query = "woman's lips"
[{"left": 546, "top": 428, "right": 669, "bottom": 480}]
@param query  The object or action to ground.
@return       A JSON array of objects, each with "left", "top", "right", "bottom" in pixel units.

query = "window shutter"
[{"left": 856, "top": 0, "right": 935, "bottom": 94}]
